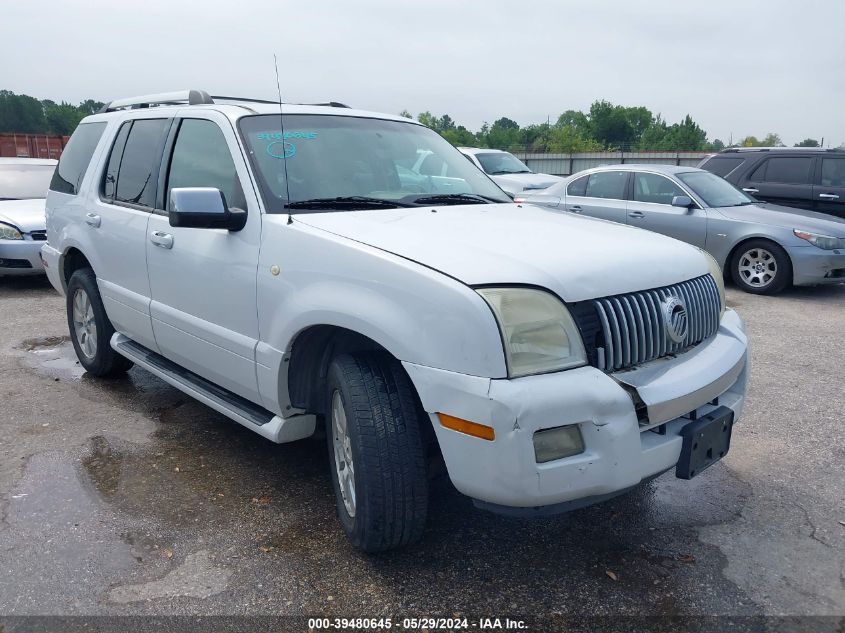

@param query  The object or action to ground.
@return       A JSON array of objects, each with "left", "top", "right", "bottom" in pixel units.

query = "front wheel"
[
  {"left": 325, "top": 352, "right": 428, "bottom": 552},
  {"left": 730, "top": 239, "right": 792, "bottom": 295},
  {"left": 66, "top": 268, "right": 134, "bottom": 377}
]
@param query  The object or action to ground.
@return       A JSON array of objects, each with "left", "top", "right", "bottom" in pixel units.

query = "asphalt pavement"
[{"left": 0, "top": 276, "right": 842, "bottom": 631}]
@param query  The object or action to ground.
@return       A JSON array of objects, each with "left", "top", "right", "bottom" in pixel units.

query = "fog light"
[{"left": 533, "top": 424, "right": 584, "bottom": 463}]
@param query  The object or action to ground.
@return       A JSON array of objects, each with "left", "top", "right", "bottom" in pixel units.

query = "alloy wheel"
[
  {"left": 738, "top": 247, "right": 777, "bottom": 289},
  {"left": 72, "top": 288, "right": 97, "bottom": 359},
  {"left": 331, "top": 389, "right": 356, "bottom": 517}
]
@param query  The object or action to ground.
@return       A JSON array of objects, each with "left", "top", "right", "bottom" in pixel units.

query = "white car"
[
  {"left": 0, "top": 158, "right": 56, "bottom": 275},
  {"left": 43, "top": 91, "right": 749, "bottom": 552},
  {"left": 458, "top": 147, "right": 564, "bottom": 196}
]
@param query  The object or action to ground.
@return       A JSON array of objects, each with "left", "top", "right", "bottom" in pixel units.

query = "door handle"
[
  {"left": 568, "top": 205, "right": 582, "bottom": 213},
  {"left": 819, "top": 193, "right": 840, "bottom": 200},
  {"left": 628, "top": 211, "right": 645, "bottom": 219},
  {"left": 149, "top": 231, "right": 174, "bottom": 249},
  {"left": 85, "top": 213, "right": 101, "bottom": 228},
  {"left": 742, "top": 188, "right": 759, "bottom": 194}
]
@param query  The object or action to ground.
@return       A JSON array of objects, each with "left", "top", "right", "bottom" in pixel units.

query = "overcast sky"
[{"left": 5, "top": 0, "right": 844, "bottom": 146}]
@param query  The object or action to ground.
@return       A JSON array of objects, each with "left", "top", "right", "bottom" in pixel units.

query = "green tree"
[
  {"left": 794, "top": 138, "right": 819, "bottom": 147},
  {"left": 549, "top": 125, "right": 602, "bottom": 152},
  {"left": 441, "top": 125, "right": 477, "bottom": 146},
  {"left": 399, "top": 109, "right": 413, "bottom": 119},
  {"left": 483, "top": 117, "right": 522, "bottom": 150},
  {"left": 43, "top": 101, "right": 85, "bottom": 135},
  {"left": 761, "top": 132, "right": 784, "bottom": 147},
  {"left": 0, "top": 90, "right": 46, "bottom": 133},
  {"left": 667, "top": 115, "right": 707, "bottom": 151}
]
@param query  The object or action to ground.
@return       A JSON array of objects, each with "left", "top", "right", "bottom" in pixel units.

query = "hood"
[
  {"left": 491, "top": 172, "right": 564, "bottom": 195},
  {"left": 294, "top": 203, "right": 709, "bottom": 303},
  {"left": 0, "top": 198, "right": 46, "bottom": 233},
  {"left": 716, "top": 203, "right": 845, "bottom": 236}
]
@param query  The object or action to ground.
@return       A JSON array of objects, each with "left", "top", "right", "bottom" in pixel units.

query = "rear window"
[
  {"left": 701, "top": 156, "right": 744, "bottom": 178},
  {"left": 0, "top": 163, "right": 56, "bottom": 200},
  {"left": 49, "top": 122, "right": 106, "bottom": 195}
]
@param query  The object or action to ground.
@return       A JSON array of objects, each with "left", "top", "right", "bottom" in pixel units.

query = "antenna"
[{"left": 273, "top": 54, "right": 293, "bottom": 222}]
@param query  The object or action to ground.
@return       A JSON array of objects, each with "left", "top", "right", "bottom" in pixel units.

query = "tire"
[
  {"left": 66, "top": 268, "right": 133, "bottom": 377},
  {"left": 325, "top": 351, "right": 428, "bottom": 552},
  {"left": 730, "top": 239, "right": 792, "bottom": 295}
]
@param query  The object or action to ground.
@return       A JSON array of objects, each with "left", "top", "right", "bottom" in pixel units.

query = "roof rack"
[
  {"left": 722, "top": 146, "right": 841, "bottom": 153},
  {"left": 98, "top": 90, "right": 214, "bottom": 113},
  {"left": 98, "top": 90, "right": 351, "bottom": 114}
]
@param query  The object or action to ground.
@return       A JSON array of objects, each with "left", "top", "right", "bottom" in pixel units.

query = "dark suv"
[{"left": 699, "top": 148, "right": 845, "bottom": 219}]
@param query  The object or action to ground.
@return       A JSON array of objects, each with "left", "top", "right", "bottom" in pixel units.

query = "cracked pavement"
[{"left": 0, "top": 277, "right": 843, "bottom": 625}]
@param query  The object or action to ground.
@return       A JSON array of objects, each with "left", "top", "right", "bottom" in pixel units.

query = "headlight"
[
  {"left": 477, "top": 287, "right": 587, "bottom": 378},
  {"left": 794, "top": 229, "right": 845, "bottom": 250},
  {"left": 701, "top": 250, "right": 726, "bottom": 316},
  {"left": 0, "top": 222, "right": 23, "bottom": 240}
]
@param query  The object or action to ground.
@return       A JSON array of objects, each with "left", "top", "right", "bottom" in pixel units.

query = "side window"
[
  {"left": 166, "top": 119, "right": 246, "bottom": 210},
  {"left": 759, "top": 157, "right": 813, "bottom": 184},
  {"left": 113, "top": 119, "right": 169, "bottom": 208},
  {"left": 567, "top": 175, "right": 588, "bottom": 197},
  {"left": 585, "top": 171, "right": 627, "bottom": 200},
  {"left": 49, "top": 122, "right": 106, "bottom": 195},
  {"left": 102, "top": 122, "right": 131, "bottom": 201},
  {"left": 633, "top": 173, "right": 686, "bottom": 205},
  {"left": 748, "top": 160, "right": 767, "bottom": 181},
  {"left": 820, "top": 158, "right": 845, "bottom": 187}
]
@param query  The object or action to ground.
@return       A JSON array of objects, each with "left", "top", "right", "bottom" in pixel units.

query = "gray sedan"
[{"left": 515, "top": 164, "right": 845, "bottom": 294}]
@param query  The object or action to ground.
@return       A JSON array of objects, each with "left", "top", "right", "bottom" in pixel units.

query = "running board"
[{"left": 111, "top": 333, "right": 315, "bottom": 444}]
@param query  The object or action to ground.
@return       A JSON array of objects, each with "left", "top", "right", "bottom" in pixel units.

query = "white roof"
[
  {"left": 0, "top": 157, "right": 58, "bottom": 166},
  {"left": 81, "top": 97, "right": 422, "bottom": 128},
  {"left": 457, "top": 147, "right": 507, "bottom": 156}
]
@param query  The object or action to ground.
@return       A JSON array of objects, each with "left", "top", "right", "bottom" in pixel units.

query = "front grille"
[
  {"left": 29, "top": 230, "right": 47, "bottom": 241},
  {"left": 572, "top": 274, "right": 722, "bottom": 372},
  {"left": 0, "top": 258, "right": 33, "bottom": 268}
]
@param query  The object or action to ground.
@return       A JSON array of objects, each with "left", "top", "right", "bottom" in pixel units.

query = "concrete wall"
[{"left": 512, "top": 151, "right": 710, "bottom": 177}]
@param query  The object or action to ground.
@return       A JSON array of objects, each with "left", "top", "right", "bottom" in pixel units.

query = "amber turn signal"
[{"left": 437, "top": 413, "right": 495, "bottom": 441}]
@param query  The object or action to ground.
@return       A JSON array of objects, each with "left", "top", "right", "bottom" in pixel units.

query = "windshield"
[
  {"left": 0, "top": 164, "right": 56, "bottom": 200},
  {"left": 677, "top": 171, "right": 756, "bottom": 208},
  {"left": 475, "top": 152, "right": 532, "bottom": 175},
  {"left": 239, "top": 115, "right": 510, "bottom": 212}
]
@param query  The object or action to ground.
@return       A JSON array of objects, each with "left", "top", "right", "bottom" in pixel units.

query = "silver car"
[
  {"left": 516, "top": 164, "right": 845, "bottom": 294},
  {"left": 0, "top": 158, "right": 57, "bottom": 276}
]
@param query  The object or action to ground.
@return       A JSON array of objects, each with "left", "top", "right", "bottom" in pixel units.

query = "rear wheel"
[
  {"left": 325, "top": 352, "right": 428, "bottom": 552},
  {"left": 66, "top": 268, "right": 133, "bottom": 377},
  {"left": 730, "top": 239, "right": 791, "bottom": 295}
]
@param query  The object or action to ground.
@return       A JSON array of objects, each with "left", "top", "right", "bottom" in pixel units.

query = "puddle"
[{"left": 18, "top": 336, "right": 86, "bottom": 381}]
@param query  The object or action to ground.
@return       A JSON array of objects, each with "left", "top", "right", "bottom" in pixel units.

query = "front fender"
[{"left": 255, "top": 218, "right": 507, "bottom": 412}]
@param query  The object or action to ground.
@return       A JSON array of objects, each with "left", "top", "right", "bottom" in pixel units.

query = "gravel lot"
[{"left": 0, "top": 276, "right": 843, "bottom": 629}]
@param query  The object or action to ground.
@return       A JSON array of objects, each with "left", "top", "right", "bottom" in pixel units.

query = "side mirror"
[
  {"left": 671, "top": 195, "right": 694, "bottom": 209},
  {"left": 169, "top": 187, "right": 246, "bottom": 231}
]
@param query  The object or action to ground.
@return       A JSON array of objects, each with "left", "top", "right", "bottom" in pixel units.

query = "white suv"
[{"left": 43, "top": 91, "right": 749, "bottom": 552}]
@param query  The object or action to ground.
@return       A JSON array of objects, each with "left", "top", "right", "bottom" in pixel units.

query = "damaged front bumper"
[{"left": 403, "top": 308, "right": 748, "bottom": 513}]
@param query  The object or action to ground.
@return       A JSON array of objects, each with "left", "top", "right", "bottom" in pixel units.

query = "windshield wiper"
[
  {"left": 408, "top": 193, "right": 503, "bottom": 205},
  {"left": 285, "top": 196, "right": 414, "bottom": 210},
  {"left": 489, "top": 170, "right": 531, "bottom": 175}
]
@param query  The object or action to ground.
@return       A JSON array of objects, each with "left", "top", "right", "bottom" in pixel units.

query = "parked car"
[
  {"left": 458, "top": 147, "right": 563, "bottom": 196},
  {"left": 515, "top": 165, "right": 845, "bottom": 294},
  {"left": 0, "top": 157, "right": 56, "bottom": 275},
  {"left": 44, "top": 91, "right": 748, "bottom": 552},
  {"left": 698, "top": 147, "right": 845, "bottom": 220}
]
